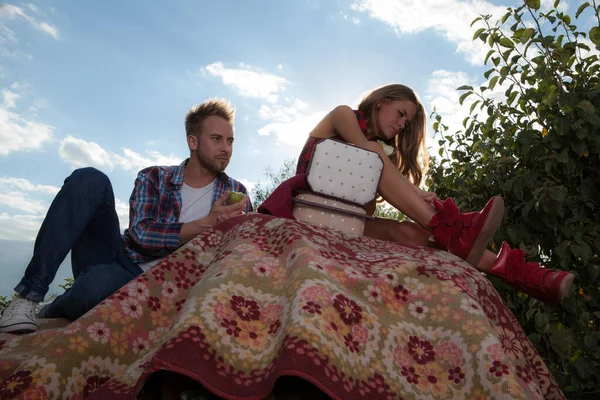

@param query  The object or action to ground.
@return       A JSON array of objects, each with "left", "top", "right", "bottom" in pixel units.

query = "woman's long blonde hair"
[{"left": 358, "top": 84, "right": 428, "bottom": 185}]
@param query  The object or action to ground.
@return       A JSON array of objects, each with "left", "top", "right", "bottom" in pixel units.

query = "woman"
[{"left": 294, "top": 83, "right": 574, "bottom": 304}]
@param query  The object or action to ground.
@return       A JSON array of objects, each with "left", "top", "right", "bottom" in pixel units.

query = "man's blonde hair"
[{"left": 185, "top": 98, "right": 235, "bottom": 137}]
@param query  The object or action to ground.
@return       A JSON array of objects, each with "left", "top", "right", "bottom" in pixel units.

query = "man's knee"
[{"left": 67, "top": 167, "right": 111, "bottom": 189}]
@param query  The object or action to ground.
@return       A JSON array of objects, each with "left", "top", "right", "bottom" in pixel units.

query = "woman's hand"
[{"left": 417, "top": 187, "right": 438, "bottom": 205}]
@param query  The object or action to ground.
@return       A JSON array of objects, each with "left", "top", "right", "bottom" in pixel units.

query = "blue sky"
[{"left": 0, "top": 0, "right": 593, "bottom": 297}]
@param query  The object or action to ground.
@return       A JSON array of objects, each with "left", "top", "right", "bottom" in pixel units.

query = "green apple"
[
  {"left": 226, "top": 191, "right": 246, "bottom": 205},
  {"left": 378, "top": 140, "right": 395, "bottom": 156}
]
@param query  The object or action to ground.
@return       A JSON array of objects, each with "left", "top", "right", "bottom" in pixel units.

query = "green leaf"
[
  {"left": 575, "top": 100, "right": 595, "bottom": 114},
  {"left": 499, "top": 37, "right": 515, "bottom": 48},
  {"left": 555, "top": 241, "right": 569, "bottom": 258},
  {"left": 473, "top": 28, "right": 486, "bottom": 40},
  {"left": 542, "top": 85, "right": 559, "bottom": 106},
  {"left": 470, "top": 16, "right": 482, "bottom": 27},
  {"left": 525, "top": 0, "right": 541, "bottom": 11},
  {"left": 590, "top": 27, "right": 600, "bottom": 47},
  {"left": 517, "top": 130, "right": 534, "bottom": 155},
  {"left": 484, "top": 68, "right": 495, "bottom": 79},
  {"left": 535, "top": 311, "right": 549, "bottom": 328},
  {"left": 528, "top": 333, "right": 541, "bottom": 345},
  {"left": 520, "top": 28, "right": 536, "bottom": 43},
  {"left": 571, "top": 140, "right": 587, "bottom": 157},
  {"left": 456, "top": 85, "right": 474, "bottom": 91},
  {"left": 584, "top": 331, "right": 597, "bottom": 349},
  {"left": 556, "top": 150, "right": 569, "bottom": 163},
  {"left": 489, "top": 76, "right": 500, "bottom": 90},
  {"left": 484, "top": 50, "right": 495, "bottom": 65},
  {"left": 575, "top": 2, "right": 590, "bottom": 19},
  {"left": 575, "top": 357, "right": 591, "bottom": 379},
  {"left": 548, "top": 186, "right": 568, "bottom": 202},
  {"left": 459, "top": 91, "right": 473, "bottom": 105},
  {"left": 587, "top": 261, "right": 598, "bottom": 280}
]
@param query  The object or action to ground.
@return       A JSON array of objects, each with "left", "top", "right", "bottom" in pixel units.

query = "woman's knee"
[{"left": 390, "top": 221, "right": 431, "bottom": 246}]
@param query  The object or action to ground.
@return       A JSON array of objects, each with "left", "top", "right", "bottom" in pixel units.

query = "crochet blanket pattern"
[{"left": 0, "top": 214, "right": 564, "bottom": 399}]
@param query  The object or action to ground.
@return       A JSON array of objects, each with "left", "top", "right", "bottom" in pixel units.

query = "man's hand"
[
  {"left": 209, "top": 191, "right": 247, "bottom": 225},
  {"left": 179, "top": 192, "right": 247, "bottom": 246}
]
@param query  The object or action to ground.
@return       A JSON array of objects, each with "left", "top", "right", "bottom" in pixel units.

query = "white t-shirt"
[{"left": 138, "top": 180, "right": 215, "bottom": 272}]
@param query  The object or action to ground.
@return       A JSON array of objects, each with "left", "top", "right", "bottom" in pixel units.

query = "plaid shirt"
[{"left": 122, "top": 159, "right": 251, "bottom": 264}]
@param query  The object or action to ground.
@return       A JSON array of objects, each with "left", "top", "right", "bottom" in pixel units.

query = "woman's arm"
[{"left": 311, "top": 105, "right": 371, "bottom": 145}]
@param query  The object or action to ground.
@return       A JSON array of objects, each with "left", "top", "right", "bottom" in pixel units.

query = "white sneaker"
[{"left": 0, "top": 296, "right": 38, "bottom": 333}]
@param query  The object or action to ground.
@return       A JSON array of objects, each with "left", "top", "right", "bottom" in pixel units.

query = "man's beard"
[{"left": 196, "top": 150, "right": 229, "bottom": 174}]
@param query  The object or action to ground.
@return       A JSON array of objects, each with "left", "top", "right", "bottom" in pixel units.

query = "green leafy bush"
[{"left": 427, "top": 1, "right": 599, "bottom": 397}]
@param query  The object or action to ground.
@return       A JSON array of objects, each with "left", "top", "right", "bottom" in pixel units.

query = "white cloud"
[
  {"left": 0, "top": 191, "right": 49, "bottom": 214},
  {"left": 2, "top": 88, "right": 20, "bottom": 108},
  {"left": 200, "top": 61, "right": 327, "bottom": 149},
  {"left": 37, "top": 22, "right": 59, "bottom": 39},
  {"left": 115, "top": 198, "right": 130, "bottom": 231},
  {"left": 0, "top": 175, "right": 129, "bottom": 239},
  {"left": 58, "top": 135, "right": 183, "bottom": 173},
  {"left": 0, "top": 177, "right": 57, "bottom": 219},
  {"left": 0, "top": 196, "right": 131, "bottom": 241},
  {"left": 349, "top": 0, "right": 506, "bottom": 65},
  {"left": 59, "top": 135, "right": 115, "bottom": 169},
  {"left": 237, "top": 178, "right": 256, "bottom": 195},
  {"left": 426, "top": 70, "right": 475, "bottom": 117},
  {"left": 541, "top": 0, "right": 568, "bottom": 12},
  {"left": 424, "top": 70, "right": 478, "bottom": 157},
  {"left": 113, "top": 148, "right": 182, "bottom": 172},
  {"left": 200, "top": 62, "right": 289, "bottom": 103},
  {"left": 0, "top": 25, "right": 17, "bottom": 44},
  {"left": 26, "top": 4, "right": 40, "bottom": 14},
  {"left": 0, "top": 176, "right": 58, "bottom": 239},
  {"left": 257, "top": 99, "right": 327, "bottom": 148},
  {"left": 0, "top": 104, "right": 54, "bottom": 156},
  {"left": 0, "top": 212, "right": 43, "bottom": 241},
  {"left": 424, "top": 68, "right": 519, "bottom": 158},
  {"left": 0, "top": 176, "right": 59, "bottom": 195},
  {"left": 0, "top": 4, "right": 59, "bottom": 39}
]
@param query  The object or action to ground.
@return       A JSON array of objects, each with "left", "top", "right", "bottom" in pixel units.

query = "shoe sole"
[
  {"left": 0, "top": 321, "right": 38, "bottom": 334},
  {"left": 557, "top": 272, "right": 575, "bottom": 301},
  {"left": 466, "top": 196, "right": 505, "bottom": 266}
]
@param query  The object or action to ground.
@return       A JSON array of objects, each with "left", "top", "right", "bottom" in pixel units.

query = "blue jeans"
[{"left": 14, "top": 167, "right": 142, "bottom": 320}]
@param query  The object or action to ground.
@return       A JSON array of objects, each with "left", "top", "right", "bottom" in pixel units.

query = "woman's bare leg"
[
  {"left": 370, "top": 149, "right": 437, "bottom": 228},
  {"left": 364, "top": 219, "right": 431, "bottom": 246},
  {"left": 364, "top": 218, "right": 498, "bottom": 272}
]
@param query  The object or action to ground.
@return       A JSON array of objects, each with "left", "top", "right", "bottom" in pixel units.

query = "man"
[{"left": 0, "top": 99, "right": 251, "bottom": 333}]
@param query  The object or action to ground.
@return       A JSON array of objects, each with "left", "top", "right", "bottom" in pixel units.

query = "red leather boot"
[
  {"left": 428, "top": 196, "right": 505, "bottom": 266},
  {"left": 489, "top": 242, "right": 575, "bottom": 303}
]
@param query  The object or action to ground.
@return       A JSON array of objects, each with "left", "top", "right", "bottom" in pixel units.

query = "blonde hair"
[
  {"left": 358, "top": 84, "right": 428, "bottom": 185},
  {"left": 185, "top": 98, "right": 235, "bottom": 137}
]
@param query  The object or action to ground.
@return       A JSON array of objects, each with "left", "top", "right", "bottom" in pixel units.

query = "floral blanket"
[{"left": 0, "top": 214, "right": 564, "bottom": 399}]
